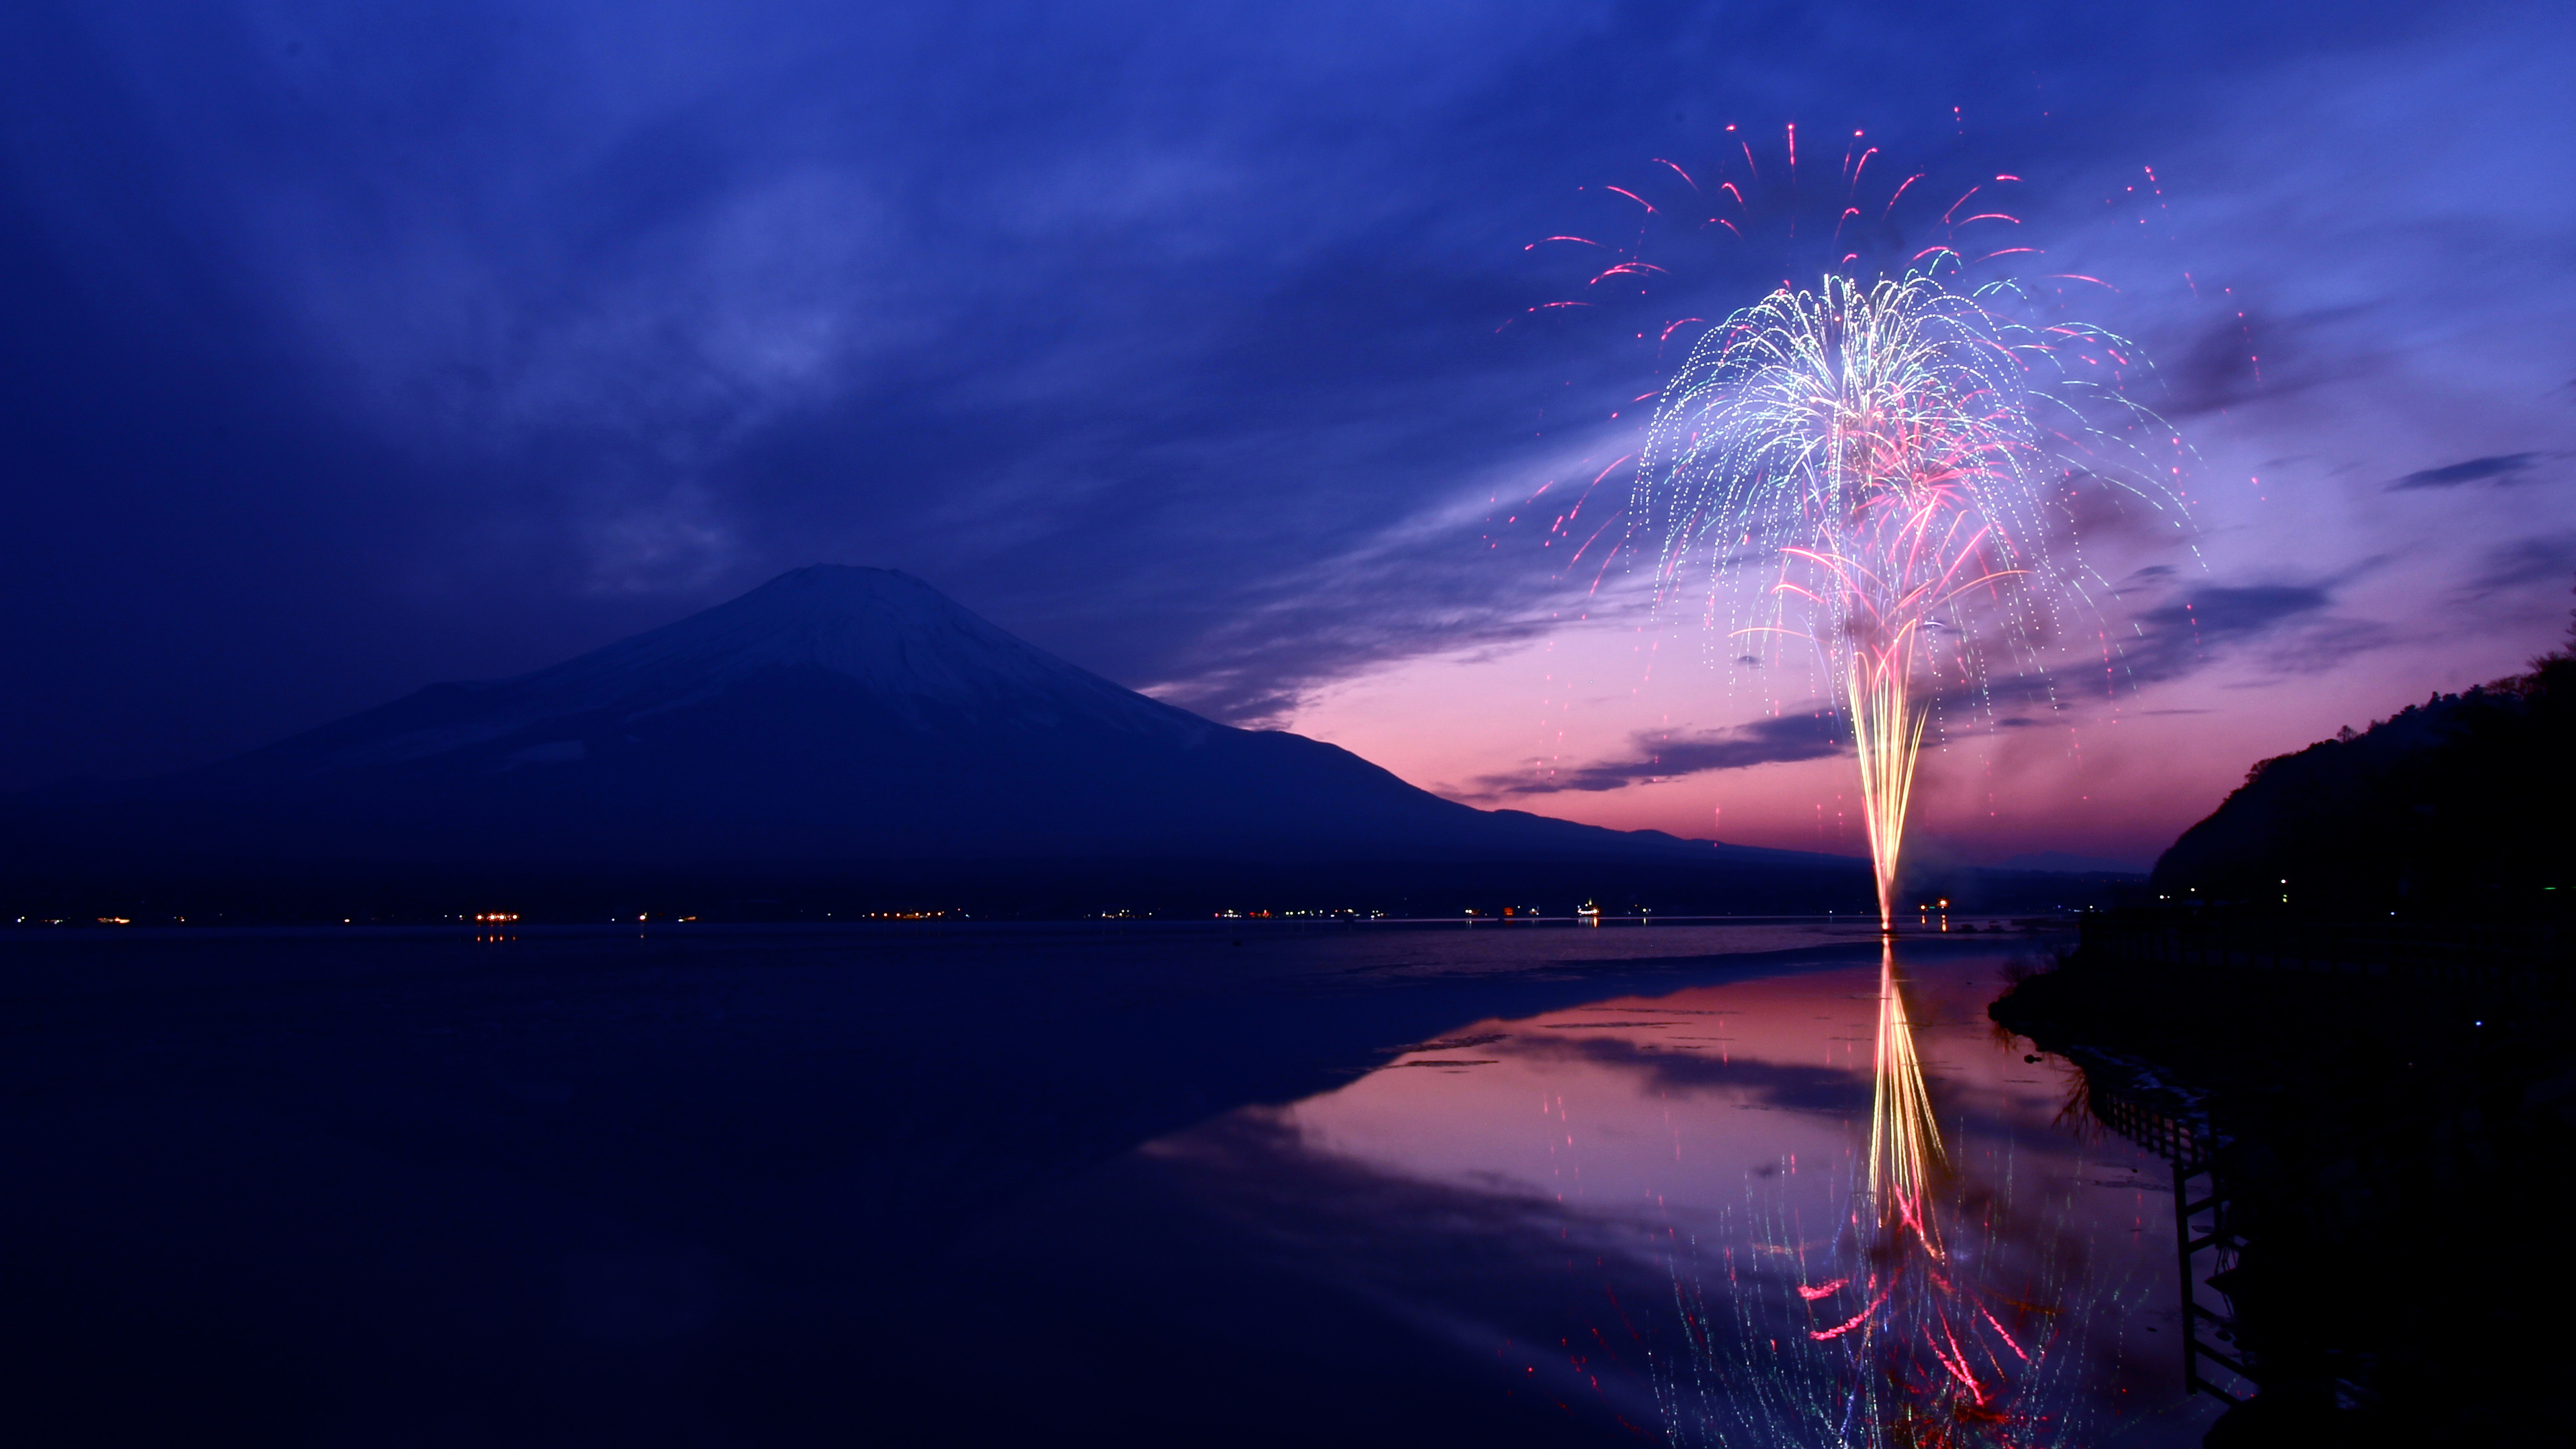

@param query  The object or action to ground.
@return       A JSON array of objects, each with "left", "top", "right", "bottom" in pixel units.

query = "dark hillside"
[{"left": 2151, "top": 651, "right": 2576, "bottom": 917}]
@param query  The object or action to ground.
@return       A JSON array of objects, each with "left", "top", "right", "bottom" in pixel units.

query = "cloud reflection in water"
[{"left": 1140, "top": 949, "right": 2218, "bottom": 1446}]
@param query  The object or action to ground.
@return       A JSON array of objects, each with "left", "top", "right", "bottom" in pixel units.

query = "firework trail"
[
  {"left": 1629, "top": 276, "right": 2161, "bottom": 1435},
  {"left": 1619, "top": 148, "right": 2191, "bottom": 1444},
  {"left": 1631, "top": 269, "right": 2179, "bottom": 927},
  {"left": 1656, "top": 1044, "right": 2132, "bottom": 1449},
  {"left": 1866, "top": 943, "right": 1941, "bottom": 1244}
]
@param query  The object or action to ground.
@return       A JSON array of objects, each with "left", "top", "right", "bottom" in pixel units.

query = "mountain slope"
[
  {"left": 7, "top": 566, "right": 1853, "bottom": 908},
  {"left": 2151, "top": 659, "right": 2576, "bottom": 915}
]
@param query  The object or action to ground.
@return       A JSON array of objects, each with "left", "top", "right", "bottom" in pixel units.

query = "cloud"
[
  {"left": 2122, "top": 583, "right": 2394, "bottom": 684},
  {"left": 2123, "top": 584, "right": 2313, "bottom": 684},
  {"left": 2147, "top": 305, "right": 2369, "bottom": 419},
  {"left": 0, "top": 0, "right": 2565, "bottom": 798},
  {"left": 1463, "top": 579, "right": 2391, "bottom": 796},
  {"left": 1472, "top": 711, "right": 1843, "bottom": 796},
  {"left": 2459, "top": 532, "right": 2576, "bottom": 597},
  {"left": 2390, "top": 453, "right": 2542, "bottom": 490},
  {"left": 2150, "top": 584, "right": 2329, "bottom": 636}
]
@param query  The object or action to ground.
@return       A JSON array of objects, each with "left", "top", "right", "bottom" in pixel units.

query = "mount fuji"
[{"left": 2, "top": 566, "right": 1870, "bottom": 914}]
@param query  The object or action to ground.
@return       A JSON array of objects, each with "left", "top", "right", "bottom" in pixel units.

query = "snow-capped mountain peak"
[{"left": 290, "top": 566, "right": 1208, "bottom": 771}]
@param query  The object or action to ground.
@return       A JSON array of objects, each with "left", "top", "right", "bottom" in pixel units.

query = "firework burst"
[
  {"left": 1616, "top": 142, "right": 2194, "bottom": 1446},
  {"left": 1631, "top": 269, "right": 2184, "bottom": 926}
]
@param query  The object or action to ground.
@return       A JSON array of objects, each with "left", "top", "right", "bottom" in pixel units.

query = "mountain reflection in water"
[{"left": 1137, "top": 945, "right": 2218, "bottom": 1446}]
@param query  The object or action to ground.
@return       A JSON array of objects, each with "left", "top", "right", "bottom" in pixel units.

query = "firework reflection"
[{"left": 1658, "top": 943, "right": 2097, "bottom": 1448}]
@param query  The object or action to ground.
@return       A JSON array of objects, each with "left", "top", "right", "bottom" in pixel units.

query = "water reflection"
[
  {"left": 1664, "top": 943, "right": 2097, "bottom": 1446},
  {"left": 1145, "top": 944, "right": 2215, "bottom": 1446}
]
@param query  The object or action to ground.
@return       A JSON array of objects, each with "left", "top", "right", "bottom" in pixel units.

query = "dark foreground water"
[{"left": 2, "top": 921, "right": 2218, "bottom": 1446}]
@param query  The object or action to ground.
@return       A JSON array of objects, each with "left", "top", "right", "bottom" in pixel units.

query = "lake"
[{"left": 2, "top": 920, "right": 2218, "bottom": 1446}]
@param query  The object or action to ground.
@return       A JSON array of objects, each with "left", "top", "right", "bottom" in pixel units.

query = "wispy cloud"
[
  {"left": 0, "top": 0, "right": 2565, "bottom": 806},
  {"left": 2390, "top": 453, "right": 2542, "bottom": 490},
  {"left": 1471, "top": 575, "right": 2403, "bottom": 798},
  {"left": 1472, "top": 712, "right": 1843, "bottom": 796},
  {"left": 2121, "top": 583, "right": 2366, "bottom": 684},
  {"left": 2460, "top": 531, "right": 2576, "bottom": 597}
]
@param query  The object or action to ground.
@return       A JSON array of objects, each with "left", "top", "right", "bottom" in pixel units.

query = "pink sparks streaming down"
[
  {"left": 1628, "top": 270, "right": 2190, "bottom": 924},
  {"left": 1589, "top": 247, "right": 2196, "bottom": 1436}
]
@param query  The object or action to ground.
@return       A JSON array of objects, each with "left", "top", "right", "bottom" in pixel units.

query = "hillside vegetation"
[{"left": 2152, "top": 606, "right": 2576, "bottom": 917}]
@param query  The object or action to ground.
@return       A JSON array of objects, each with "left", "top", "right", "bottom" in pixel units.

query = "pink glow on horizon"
[{"left": 1282, "top": 607, "right": 2555, "bottom": 869}]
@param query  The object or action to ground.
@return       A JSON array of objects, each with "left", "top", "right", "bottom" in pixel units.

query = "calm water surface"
[
  {"left": 1086, "top": 937, "right": 2222, "bottom": 1445},
  {"left": 4, "top": 920, "right": 2220, "bottom": 1446}
]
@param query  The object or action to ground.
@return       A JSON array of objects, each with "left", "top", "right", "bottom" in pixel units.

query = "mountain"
[
  {"left": 2151, "top": 659, "right": 2576, "bottom": 916},
  {"left": 3, "top": 566, "right": 1874, "bottom": 916}
]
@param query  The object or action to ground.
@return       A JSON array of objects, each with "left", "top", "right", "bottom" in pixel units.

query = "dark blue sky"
[{"left": 3, "top": 1, "right": 2570, "bottom": 861}]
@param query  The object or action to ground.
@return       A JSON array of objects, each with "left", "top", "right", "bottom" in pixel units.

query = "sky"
[{"left": 3, "top": 0, "right": 2571, "bottom": 869}]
